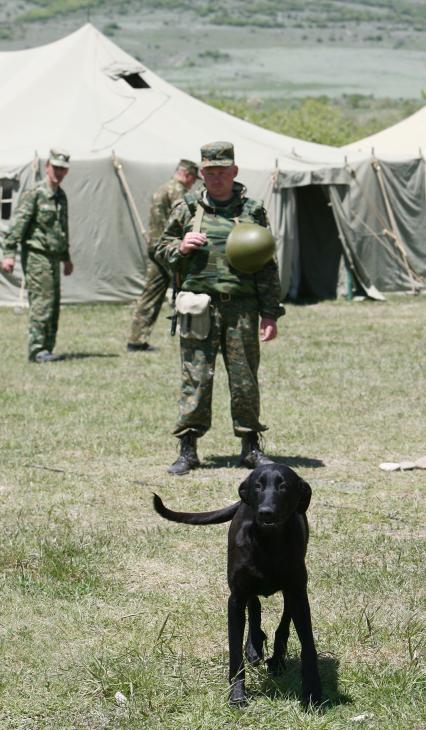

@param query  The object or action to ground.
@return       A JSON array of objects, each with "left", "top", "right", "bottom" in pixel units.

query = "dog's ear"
[
  {"left": 297, "top": 478, "right": 312, "bottom": 513},
  {"left": 238, "top": 475, "right": 252, "bottom": 504}
]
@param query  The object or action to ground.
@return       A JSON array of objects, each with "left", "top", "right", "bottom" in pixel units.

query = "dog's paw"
[
  {"left": 229, "top": 681, "right": 248, "bottom": 708},
  {"left": 302, "top": 681, "right": 322, "bottom": 708},
  {"left": 266, "top": 655, "right": 286, "bottom": 676}
]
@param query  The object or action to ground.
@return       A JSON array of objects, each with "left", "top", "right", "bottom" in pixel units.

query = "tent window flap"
[{"left": 119, "top": 72, "right": 150, "bottom": 89}]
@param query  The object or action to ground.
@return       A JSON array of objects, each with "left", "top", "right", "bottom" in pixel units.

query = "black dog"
[{"left": 153, "top": 463, "right": 321, "bottom": 707}]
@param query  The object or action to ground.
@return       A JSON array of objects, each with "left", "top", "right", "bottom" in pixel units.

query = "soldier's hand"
[
  {"left": 180, "top": 232, "right": 207, "bottom": 255},
  {"left": 1, "top": 258, "right": 15, "bottom": 274},
  {"left": 260, "top": 317, "right": 277, "bottom": 342},
  {"left": 63, "top": 260, "right": 74, "bottom": 276}
]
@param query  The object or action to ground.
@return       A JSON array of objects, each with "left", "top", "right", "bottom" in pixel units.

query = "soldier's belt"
[
  {"left": 209, "top": 292, "right": 255, "bottom": 303},
  {"left": 210, "top": 292, "right": 233, "bottom": 302}
]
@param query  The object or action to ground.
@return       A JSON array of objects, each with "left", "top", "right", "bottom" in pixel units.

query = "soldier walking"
[
  {"left": 126, "top": 159, "right": 199, "bottom": 352},
  {"left": 154, "top": 141, "right": 284, "bottom": 475},
  {"left": 1, "top": 149, "right": 73, "bottom": 363}
]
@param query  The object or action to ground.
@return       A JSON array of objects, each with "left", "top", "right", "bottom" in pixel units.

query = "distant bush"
[
  {"left": 0, "top": 25, "right": 14, "bottom": 40},
  {"left": 198, "top": 49, "right": 231, "bottom": 62},
  {"left": 17, "top": 0, "right": 103, "bottom": 22},
  {"left": 197, "top": 94, "right": 424, "bottom": 146},
  {"left": 103, "top": 22, "right": 120, "bottom": 36}
]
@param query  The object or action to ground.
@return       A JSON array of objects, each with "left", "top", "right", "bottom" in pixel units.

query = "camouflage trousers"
[
  {"left": 173, "top": 297, "right": 267, "bottom": 438},
  {"left": 128, "top": 259, "right": 170, "bottom": 344},
  {"left": 21, "top": 248, "right": 61, "bottom": 361}
]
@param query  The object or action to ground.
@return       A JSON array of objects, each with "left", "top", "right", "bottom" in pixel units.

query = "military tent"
[
  {"left": 333, "top": 108, "right": 426, "bottom": 295},
  {"left": 272, "top": 107, "right": 426, "bottom": 301},
  {"left": 0, "top": 23, "right": 349, "bottom": 306}
]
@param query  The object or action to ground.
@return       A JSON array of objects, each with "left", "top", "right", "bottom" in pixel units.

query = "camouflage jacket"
[
  {"left": 154, "top": 183, "right": 283, "bottom": 320},
  {"left": 148, "top": 177, "right": 188, "bottom": 247},
  {"left": 3, "top": 178, "right": 69, "bottom": 261}
]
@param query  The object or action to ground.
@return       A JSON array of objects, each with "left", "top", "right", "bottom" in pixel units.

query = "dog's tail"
[{"left": 153, "top": 493, "right": 240, "bottom": 525}]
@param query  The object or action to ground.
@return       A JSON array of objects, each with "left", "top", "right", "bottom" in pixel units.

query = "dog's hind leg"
[
  {"left": 244, "top": 596, "right": 267, "bottom": 665},
  {"left": 267, "top": 590, "right": 291, "bottom": 676},
  {"left": 228, "top": 594, "right": 248, "bottom": 707}
]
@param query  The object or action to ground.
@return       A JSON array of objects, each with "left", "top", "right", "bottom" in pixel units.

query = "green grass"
[{"left": 0, "top": 296, "right": 425, "bottom": 728}]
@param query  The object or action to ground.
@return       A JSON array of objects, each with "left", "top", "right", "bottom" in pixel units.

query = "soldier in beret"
[
  {"left": 1, "top": 149, "right": 73, "bottom": 363},
  {"left": 127, "top": 159, "right": 199, "bottom": 352},
  {"left": 154, "top": 141, "right": 284, "bottom": 475}
]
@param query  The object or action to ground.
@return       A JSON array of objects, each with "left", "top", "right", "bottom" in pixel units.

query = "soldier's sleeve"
[
  {"left": 148, "top": 189, "right": 170, "bottom": 245},
  {"left": 153, "top": 200, "right": 190, "bottom": 273},
  {"left": 2, "top": 188, "right": 37, "bottom": 259},
  {"left": 253, "top": 205, "right": 285, "bottom": 320},
  {"left": 60, "top": 193, "right": 70, "bottom": 262}
]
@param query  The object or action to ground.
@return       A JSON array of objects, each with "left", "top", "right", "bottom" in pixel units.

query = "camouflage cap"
[
  {"left": 178, "top": 159, "right": 199, "bottom": 176},
  {"left": 200, "top": 141, "right": 234, "bottom": 168},
  {"left": 48, "top": 148, "right": 70, "bottom": 168}
]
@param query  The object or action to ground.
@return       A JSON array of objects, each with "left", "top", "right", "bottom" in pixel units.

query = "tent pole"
[
  {"left": 272, "top": 158, "right": 280, "bottom": 239},
  {"left": 112, "top": 151, "right": 149, "bottom": 266},
  {"left": 345, "top": 258, "right": 353, "bottom": 301}
]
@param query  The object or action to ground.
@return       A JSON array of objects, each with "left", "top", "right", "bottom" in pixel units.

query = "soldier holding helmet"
[{"left": 154, "top": 141, "right": 284, "bottom": 475}]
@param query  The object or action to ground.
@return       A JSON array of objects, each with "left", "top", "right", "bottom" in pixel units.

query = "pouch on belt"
[{"left": 175, "top": 291, "right": 211, "bottom": 340}]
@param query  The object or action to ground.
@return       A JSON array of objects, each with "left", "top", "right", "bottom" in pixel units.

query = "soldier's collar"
[
  {"left": 200, "top": 182, "right": 246, "bottom": 213},
  {"left": 43, "top": 178, "right": 61, "bottom": 198}
]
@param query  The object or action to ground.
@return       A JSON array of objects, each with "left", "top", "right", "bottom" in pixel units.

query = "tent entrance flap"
[{"left": 294, "top": 185, "right": 343, "bottom": 300}]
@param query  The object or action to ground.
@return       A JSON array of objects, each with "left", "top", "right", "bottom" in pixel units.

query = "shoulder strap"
[
  {"left": 182, "top": 192, "right": 198, "bottom": 215},
  {"left": 191, "top": 203, "right": 204, "bottom": 233}
]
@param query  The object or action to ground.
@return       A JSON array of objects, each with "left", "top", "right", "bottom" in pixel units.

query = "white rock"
[{"left": 114, "top": 691, "right": 127, "bottom": 705}]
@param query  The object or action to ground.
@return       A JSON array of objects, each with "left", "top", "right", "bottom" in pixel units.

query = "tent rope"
[
  {"left": 371, "top": 158, "right": 422, "bottom": 289},
  {"left": 355, "top": 216, "right": 416, "bottom": 270},
  {"left": 112, "top": 151, "right": 149, "bottom": 265}
]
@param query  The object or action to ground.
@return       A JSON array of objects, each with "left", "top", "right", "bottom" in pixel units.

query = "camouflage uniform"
[
  {"left": 3, "top": 178, "right": 70, "bottom": 360},
  {"left": 154, "top": 181, "right": 283, "bottom": 438},
  {"left": 128, "top": 172, "right": 195, "bottom": 346}
]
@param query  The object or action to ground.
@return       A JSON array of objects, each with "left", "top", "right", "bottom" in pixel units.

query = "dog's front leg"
[
  {"left": 245, "top": 596, "right": 266, "bottom": 665},
  {"left": 289, "top": 587, "right": 322, "bottom": 706},
  {"left": 228, "top": 594, "right": 248, "bottom": 707}
]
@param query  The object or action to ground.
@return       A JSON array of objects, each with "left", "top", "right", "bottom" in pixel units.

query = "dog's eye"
[
  {"left": 277, "top": 482, "right": 287, "bottom": 491},
  {"left": 255, "top": 481, "right": 262, "bottom": 491}
]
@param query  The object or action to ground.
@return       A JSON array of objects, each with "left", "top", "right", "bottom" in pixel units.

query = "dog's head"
[{"left": 238, "top": 464, "right": 311, "bottom": 528}]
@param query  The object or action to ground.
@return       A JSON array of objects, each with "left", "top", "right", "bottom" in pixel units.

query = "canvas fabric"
[{"left": 175, "top": 291, "right": 211, "bottom": 340}]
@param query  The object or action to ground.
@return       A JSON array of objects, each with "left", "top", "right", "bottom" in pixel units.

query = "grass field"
[{"left": 0, "top": 296, "right": 425, "bottom": 729}]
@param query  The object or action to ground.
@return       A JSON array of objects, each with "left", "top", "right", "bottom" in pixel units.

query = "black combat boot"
[
  {"left": 239, "top": 432, "right": 274, "bottom": 469},
  {"left": 168, "top": 431, "right": 200, "bottom": 475}
]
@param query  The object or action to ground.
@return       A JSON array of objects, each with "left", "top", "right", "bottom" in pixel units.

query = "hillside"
[{"left": 1, "top": 0, "right": 426, "bottom": 101}]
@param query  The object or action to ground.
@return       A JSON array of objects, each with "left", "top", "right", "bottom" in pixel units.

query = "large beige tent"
[{"left": 0, "top": 23, "right": 348, "bottom": 306}]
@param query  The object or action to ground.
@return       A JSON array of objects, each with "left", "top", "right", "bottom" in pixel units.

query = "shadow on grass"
[
  {"left": 202, "top": 455, "right": 325, "bottom": 469},
  {"left": 61, "top": 352, "right": 120, "bottom": 360},
  {"left": 252, "top": 653, "right": 352, "bottom": 710}
]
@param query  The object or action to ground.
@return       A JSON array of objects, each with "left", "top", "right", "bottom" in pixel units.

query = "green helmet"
[{"left": 225, "top": 223, "right": 276, "bottom": 274}]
